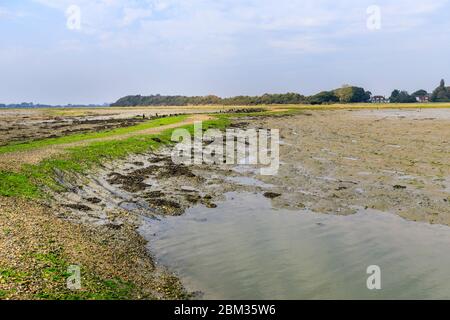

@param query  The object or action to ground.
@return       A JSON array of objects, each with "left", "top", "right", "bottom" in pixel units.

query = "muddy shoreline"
[
  {"left": 51, "top": 108, "right": 449, "bottom": 297},
  {"left": 0, "top": 105, "right": 265, "bottom": 147},
  {"left": 59, "top": 109, "right": 450, "bottom": 226}
]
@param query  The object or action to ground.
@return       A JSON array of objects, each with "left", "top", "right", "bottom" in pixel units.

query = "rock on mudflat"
[{"left": 263, "top": 192, "right": 281, "bottom": 199}]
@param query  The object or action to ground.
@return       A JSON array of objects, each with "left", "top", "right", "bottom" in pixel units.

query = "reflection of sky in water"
[
  {"left": 141, "top": 193, "right": 450, "bottom": 300},
  {"left": 225, "top": 176, "right": 274, "bottom": 188}
]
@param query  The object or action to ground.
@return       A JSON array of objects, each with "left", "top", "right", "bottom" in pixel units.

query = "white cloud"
[{"left": 30, "top": 0, "right": 450, "bottom": 55}]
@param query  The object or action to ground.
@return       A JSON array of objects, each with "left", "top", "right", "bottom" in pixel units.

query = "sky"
[{"left": 0, "top": 0, "right": 449, "bottom": 105}]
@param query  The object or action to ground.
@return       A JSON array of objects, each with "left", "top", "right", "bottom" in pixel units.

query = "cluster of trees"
[
  {"left": 430, "top": 79, "right": 450, "bottom": 102},
  {"left": 112, "top": 86, "right": 372, "bottom": 107},
  {"left": 388, "top": 79, "right": 450, "bottom": 103},
  {"left": 389, "top": 90, "right": 418, "bottom": 103},
  {"left": 308, "top": 86, "right": 372, "bottom": 104}
]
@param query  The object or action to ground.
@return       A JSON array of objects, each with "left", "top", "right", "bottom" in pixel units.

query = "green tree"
[
  {"left": 333, "top": 86, "right": 371, "bottom": 103},
  {"left": 431, "top": 79, "right": 450, "bottom": 102},
  {"left": 412, "top": 89, "right": 428, "bottom": 97},
  {"left": 308, "top": 91, "right": 339, "bottom": 104},
  {"left": 390, "top": 90, "right": 416, "bottom": 103}
]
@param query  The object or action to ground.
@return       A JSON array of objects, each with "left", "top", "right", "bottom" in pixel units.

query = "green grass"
[
  {"left": 31, "top": 249, "right": 136, "bottom": 300},
  {"left": 0, "top": 115, "right": 188, "bottom": 154},
  {"left": 0, "top": 249, "right": 137, "bottom": 300},
  {"left": 0, "top": 268, "right": 29, "bottom": 299},
  {"left": 34, "top": 277, "right": 137, "bottom": 300},
  {"left": 0, "top": 115, "right": 231, "bottom": 199},
  {"left": 0, "top": 268, "right": 29, "bottom": 283},
  {"left": 0, "top": 110, "right": 295, "bottom": 199},
  {"left": 0, "top": 109, "right": 298, "bottom": 199},
  {"left": 0, "top": 171, "right": 40, "bottom": 198},
  {"left": 0, "top": 290, "right": 9, "bottom": 298}
]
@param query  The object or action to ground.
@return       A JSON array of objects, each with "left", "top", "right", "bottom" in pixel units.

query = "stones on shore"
[
  {"left": 86, "top": 197, "right": 102, "bottom": 204},
  {"left": 145, "top": 190, "right": 164, "bottom": 198},
  {"left": 204, "top": 202, "right": 217, "bottom": 209},
  {"left": 180, "top": 186, "right": 198, "bottom": 192},
  {"left": 159, "top": 163, "right": 196, "bottom": 178},
  {"left": 107, "top": 169, "right": 154, "bottom": 192},
  {"left": 147, "top": 198, "right": 182, "bottom": 215},
  {"left": 185, "top": 194, "right": 201, "bottom": 204},
  {"left": 263, "top": 192, "right": 281, "bottom": 199},
  {"left": 148, "top": 155, "right": 171, "bottom": 163},
  {"left": 393, "top": 185, "right": 407, "bottom": 190},
  {"left": 105, "top": 222, "right": 123, "bottom": 230},
  {"left": 65, "top": 203, "right": 92, "bottom": 211}
]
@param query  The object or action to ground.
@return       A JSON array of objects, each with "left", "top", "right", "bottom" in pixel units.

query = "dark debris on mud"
[
  {"left": 65, "top": 203, "right": 92, "bottom": 211},
  {"left": 263, "top": 192, "right": 281, "bottom": 199}
]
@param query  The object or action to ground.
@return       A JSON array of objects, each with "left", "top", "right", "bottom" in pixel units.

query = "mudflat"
[
  {"left": 1, "top": 106, "right": 449, "bottom": 299},
  {"left": 253, "top": 109, "right": 450, "bottom": 225},
  {"left": 58, "top": 108, "right": 450, "bottom": 227}
]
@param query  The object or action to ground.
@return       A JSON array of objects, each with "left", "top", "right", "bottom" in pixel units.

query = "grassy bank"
[
  {"left": 0, "top": 115, "right": 188, "bottom": 154},
  {"left": 0, "top": 109, "right": 307, "bottom": 198},
  {"left": 0, "top": 114, "right": 233, "bottom": 300},
  {"left": 3, "top": 103, "right": 447, "bottom": 198},
  {"left": 0, "top": 115, "right": 230, "bottom": 197}
]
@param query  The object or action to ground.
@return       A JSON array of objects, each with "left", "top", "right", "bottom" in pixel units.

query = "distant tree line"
[
  {"left": 111, "top": 79, "right": 450, "bottom": 106},
  {"left": 3, "top": 80, "right": 449, "bottom": 108},
  {"left": 111, "top": 86, "right": 374, "bottom": 106},
  {"left": 111, "top": 93, "right": 308, "bottom": 107},
  {"left": 0, "top": 102, "right": 110, "bottom": 108}
]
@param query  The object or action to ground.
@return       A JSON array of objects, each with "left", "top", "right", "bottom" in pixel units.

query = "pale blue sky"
[{"left": 1, "top": 0, "right": 449, "bottom": 104}]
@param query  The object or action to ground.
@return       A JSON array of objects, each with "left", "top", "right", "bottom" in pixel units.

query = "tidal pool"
[{"left": 141, "top": 192, "right": 450, "bottom": 299}]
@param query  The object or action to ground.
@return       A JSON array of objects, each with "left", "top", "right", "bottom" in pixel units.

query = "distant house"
[
  {"left": 415, "top": 95, "right": 430, "bottom": 103},
  {"left": 371, "top": 96, "right": 389, "bottom": 103}
]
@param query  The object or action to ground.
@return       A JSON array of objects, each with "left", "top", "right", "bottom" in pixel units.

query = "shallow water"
[
  {"left": 141, "top": 192, "right": 450, "bottom": 300},
  {"left": 225, "top": 176, "right": 274, "bottom": 188}
]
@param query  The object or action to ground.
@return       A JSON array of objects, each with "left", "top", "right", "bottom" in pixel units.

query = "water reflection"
[{"left": 141, "top": 192, "right": 450, "bottom": 299}]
